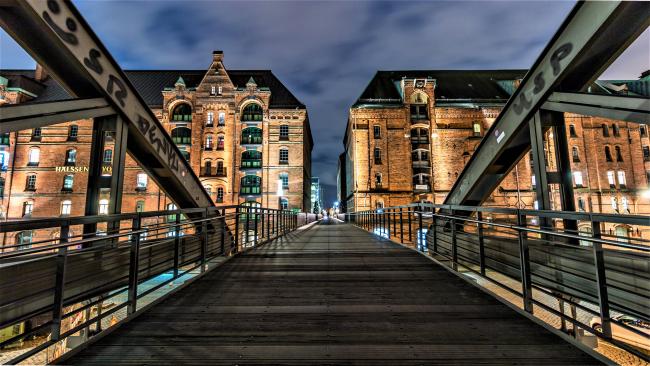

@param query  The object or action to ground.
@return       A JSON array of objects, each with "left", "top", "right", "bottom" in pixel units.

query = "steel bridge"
[{"left": 0, "top": 0, "right": 648, "bottom": 365}]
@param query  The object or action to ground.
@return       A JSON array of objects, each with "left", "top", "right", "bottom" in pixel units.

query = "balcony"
[
  {"left": 413, "top": 183, "right": 431, "bottom": 193},
  {"left": 241, "top": 175, "right": 261, "bottom": 195},
  {"left": 241, "top": 104, "right": 263, "bottom": 123},
  {"left": 241, "top": 150, "right": 262, "bottom": 170},
  {"left": 241, "top": 127, "right": 263, "bottom": 145},
  {"left": 201, "top": 166, "right": 227, "bottom": 177},
  {"left": 412, "top": 160, "right": 430, "bottom": 168}
]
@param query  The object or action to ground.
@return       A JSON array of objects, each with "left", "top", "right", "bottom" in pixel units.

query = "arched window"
[
  {"left": 612, "top": 123, "right": 620, "bottom": 137},
  {"left": 279, "top": 147, "right": 289, "bottom": 164},
  {"left": 615, "top": 146, "right": 623, "bottom": 162},
  {"left": 373, "top": 147, "right": 381, "bottom": 164},
  {"left": 375, "top": 172, "right": 382, "bottom": 188},
  {"left": 136, "top": 173, "right": 148, "bottom": 190},
  {"left": 218, "top": 112, "right": 226, "bottom": 126},
  {"left": 602, "top": 124, "right": 610, "bottom": 137},
  {"left": 206, "top": 112, "right": 214, "bottom": 126},
  {"left": 375, "top": 200, "right": 384, "bottom": 209},
  {"left": 62, "top": 175, "right": 74, "bottom": 191},
  {"left": 572, "top": 146, "right": 580, "bottom": 162},
  {"left": 279, "top": 197, "right": 289, "bottom": 210},
  {"left": 410, "top": 91, "right": 428, "bottom": 104},
  {"left": 410, "top": 128, "right": 429, "bottom": 144},
  {"left": 242, "top": 150, "right": 262, "bottom": 168},
  {"left": 202, "top": 159, "right": 212, "bottom": 176},
  {"left": 216, "top": 160, "right": 225, "bottom": 176},
  {"left": 68, "top": 125, "right": 78, "bottom": 140},
  {"left": 241, "top": 103, "right": 263, "bottom": 122},
  {"left": 65, "top": 148, "right": 77, "bottom": 165},
  {"left": 472, "top": 122, "right": 481, "bottom": 137},
  {"left": 103, "top": 149, "right": 113, "bottom": 163},
  {"left": 99, "top": 199, "right": 109, "bottom": 215},
  {"left": 171, "top": 127, "right": 192, "bottom": 145},
  {"left": 204, "top": 134, "right": 213, "bottom": 149},
  {"left": 216, "top": 187, "right": 224, "bottom": 203},
  {"left": 28, "top": 147, "right": 39, "bottom": 166},
  {"left": 410, "top": 93, "right": 429, "bottom": 122},
  {"left": 25, "top": 174, "right": 36, "bottom": 191},
  {"left": 280, "top": 125, "right": 289, "bottom": 140},
  {"left": 171, "top": 103, "right": 192, "bottom": 122},
  {"left": 604, "top": 146, "right": 612, "bottom": 162},
  {"left": 240, "top": 175, "right": 261, "bottom": 195},
  {"left": 569, "top": 124, "right": 577, "bottom": 137},
  {"left": 242, "top": 127, "right": 262, "bottom": 144},
  {"left": 217, "top": 134, "right": 225, "bottom": 150},
  {"left": 15, "top": 230, "right": 33, "bottom": 249},
  {"left": 22, "top": 200, "right": 34, "bottom": 216},
  {"left": 203, "top": 184, "right": 212, "bottom": 196},
  {"left": 61, "top": 200, "right": 72, "bottom": 216}
]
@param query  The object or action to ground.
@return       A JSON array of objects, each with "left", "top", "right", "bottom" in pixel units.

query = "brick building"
[
  {"left": 340, "top": 70, "right": 650, "bottom": 239},
  {"left": 0, "top": 51, "right": 313, "bottom": 247}
]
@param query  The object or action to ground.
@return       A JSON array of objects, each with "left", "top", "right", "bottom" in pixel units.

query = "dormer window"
[{"left": 210, "top": 86, "right": 216, "bottom": 95}]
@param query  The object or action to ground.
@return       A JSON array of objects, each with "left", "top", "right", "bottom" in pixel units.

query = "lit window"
[
  {"left": 28, "top": 147, "right": 40, "bottom": 165},
  {"left": 531, "top": 174, "right": 536, "bottom": 187},
  {"left": 617, "top": 171, "right": 626, "bottom": 187},
  {"left": 218, "top": 86, "right": 222, "bottom": 95},
  {"left": 0, "top": 151, "right": 9, "bottom": 170},
  {"left": 218, "top": 112, "right": 225, "bottom": 126},
  {"left": 279, "top": 148, "right": 288, "bottom": 164},
  {"left": 136, "top": 173, "right": 148, "bottom": 189},
  {"left": 611, "top": 196, "right": 617, "bottom": 211},
  {"left": 204, "top": 185, "right": 212, "bottom": 196},
  {"left": 280, "top": 173, "right": 289, "bottom": 189},
  {"left": 63, "top": 175, "right": 74, "bottom": 190},
  {"left": 473, "top": 122, "right": 481, "bottom": 137},
  {"left": 533, "top": 200, "right": 539, "bottom": 210},
  {"left": 205, "top": 135, "right": 213, "bottom": 149},
  {"left": 210, "top": 86, "right": 216, "bottom": 95},
  {"left": 25, "top": 174, "right": 36, "bottom": 191},
  {"left": 573, "top": 171, "right": 583, "bottom": 187},
  {"left": 373, "top": 125, "right": 381, "bottom": 139},
  {"left": 65, "top": 148, "right": 77, "bottom": 165},
  {"left": 61, "top": 200, "right": 72, "bottom": 215},
  {"left": 23, "top": 201, "right": 33, "bottom": 216},
  {"left": 621, "top": 196, "right": 628, "bottom": 211},
  {"left": 99, "top": 199, "right": 109, "bottom": 215},
  {"left": 217, "top": 135, "right": 224, "bottom": 150},
  {"left": 607, "top": 171, "right": 615, "bottom": 187},
  {"left": 103, "top": 149, "right": 113, "bottom": 163},
  {"left": 207, "top": 112, "right": 214, "bottom": 126}
]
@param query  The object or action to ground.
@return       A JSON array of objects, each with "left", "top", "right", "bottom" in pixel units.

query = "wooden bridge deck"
[{"left": 63, "top": 219, "right": 602, "bottom": 365}]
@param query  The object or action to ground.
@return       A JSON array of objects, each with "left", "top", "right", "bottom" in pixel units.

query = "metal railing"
[
  {"left": 0, "top": 205, "right": 315, "bottom": 365},
  {"left": 347, "top": 203, "right": 649, "bottom": 362}
]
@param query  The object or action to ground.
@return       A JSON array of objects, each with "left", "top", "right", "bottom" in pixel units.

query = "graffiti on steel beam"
[{"left": 32, "top": 0, "right": 202, "bottom": 201}]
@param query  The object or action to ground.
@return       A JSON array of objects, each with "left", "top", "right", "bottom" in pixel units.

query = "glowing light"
[
  {"left": 642, "top": 190, "right": 650, "bottom": 199},
  {"left": 431, "top": 133, "right": 439, "bottom": 138}
]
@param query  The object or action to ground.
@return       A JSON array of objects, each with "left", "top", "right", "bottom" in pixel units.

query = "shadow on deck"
[{"left": 60, "top": 218, "right": 603, "bottom": 365}]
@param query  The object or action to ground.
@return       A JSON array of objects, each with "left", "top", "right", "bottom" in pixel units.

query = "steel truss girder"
[
  {"left": 445, "top": 1, "right": 650, "bottom": 207},
  {"left": 543, "top": 92, "right": 650, "bottom": 124},
  {"left": 0, "top": 97, "right": 114, "bottom": 133},
  {"left": 0, "top": 0, "right": 211, "bottom": 208}
]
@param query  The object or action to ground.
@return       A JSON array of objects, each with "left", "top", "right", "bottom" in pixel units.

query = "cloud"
[{"left": 2, "top": 0, "right": 647, "bottom": 206}]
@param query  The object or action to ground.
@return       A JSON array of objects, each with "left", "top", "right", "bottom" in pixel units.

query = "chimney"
[{"left": 34, "top": 64, "right": 48, "bottom": 82}]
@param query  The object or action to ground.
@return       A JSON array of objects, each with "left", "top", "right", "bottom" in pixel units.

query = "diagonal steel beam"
[
  {"left": 446, "top": 1, "right": 650, "bottom": 206},
  {"left": 0, "top": 0, "right": 212, "bottom": 208},
  {"left": 543, "top": 92, "right": 650, "bottom": 124},
  {"left": 0, "top": 97, "right": 114, "bottom": 132}
]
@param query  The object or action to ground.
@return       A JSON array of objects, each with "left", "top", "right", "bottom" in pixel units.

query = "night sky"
[{"left": 1, "top": 1, "right": 647, "bottom": 206}]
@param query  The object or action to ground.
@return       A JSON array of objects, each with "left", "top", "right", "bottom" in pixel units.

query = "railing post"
[
  {"left": 387, "top": 209, "right": 391, "bottom": 238},
  {"left": 51, "top": 223, "right": 69, "bottom": 341},
  {"left": 408, "top": 207, "right": 412, "bottom": 243},
  {"left": 591, "top": 219, "right": 612, "bottom": 338},
  {"left": 392, "top": 209, "right": 397, "bottom": 237},
  {"left": 173, "top": 212, "right": 181, "bottom": 277},
  {"left": 234, "top": 206, "right": 240, "bottom": 253},
  {"left": 417, "top": 205, "right": 423, "bottom": 249},
  {"left": 267, "top": 209, "right": 271, "bottom": 240},
  {"left": 399, "top": 208, "right": 404, "bottom": 243},
  {"left": 477, "top": 211, "right": 486, "bottom": 276},
  {"left": 432, "top": 212, "right": 437, "bottom": 253},
  {"left": 201, "top": 208, "right": 208, "bottom": 271},
  {"left": 220, "top": 209, "right": 226, "bottom": 255},
  {"left": 127, "top": 215, "right": 141, "bottom": 315},
  {"left": 261, "top": 208, "right": 265, "bottom": 241},
  {"left": 518, "top": 212, "right": 534, "bottom": 314},
  {"left": 450, "top": 209, "right": 458, "bottom": 267},
  {"left": 253, "top": 206, "right": 259, "bottom": 246}
]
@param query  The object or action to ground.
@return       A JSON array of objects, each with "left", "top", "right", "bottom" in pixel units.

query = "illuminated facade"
[
  {"left": 0, "top": 52, "right": 313, "bottom": 247},
  {"left": 341, "top": 70, "right": 650, "bottom": 239}
]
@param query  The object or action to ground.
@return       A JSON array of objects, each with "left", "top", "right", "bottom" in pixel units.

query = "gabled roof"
[
  {"left": 354, "top": 70, "right": 528, "bottom": 106},
  {"left": 0, "top": 69, "right": 305, "bottom": 109}
]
